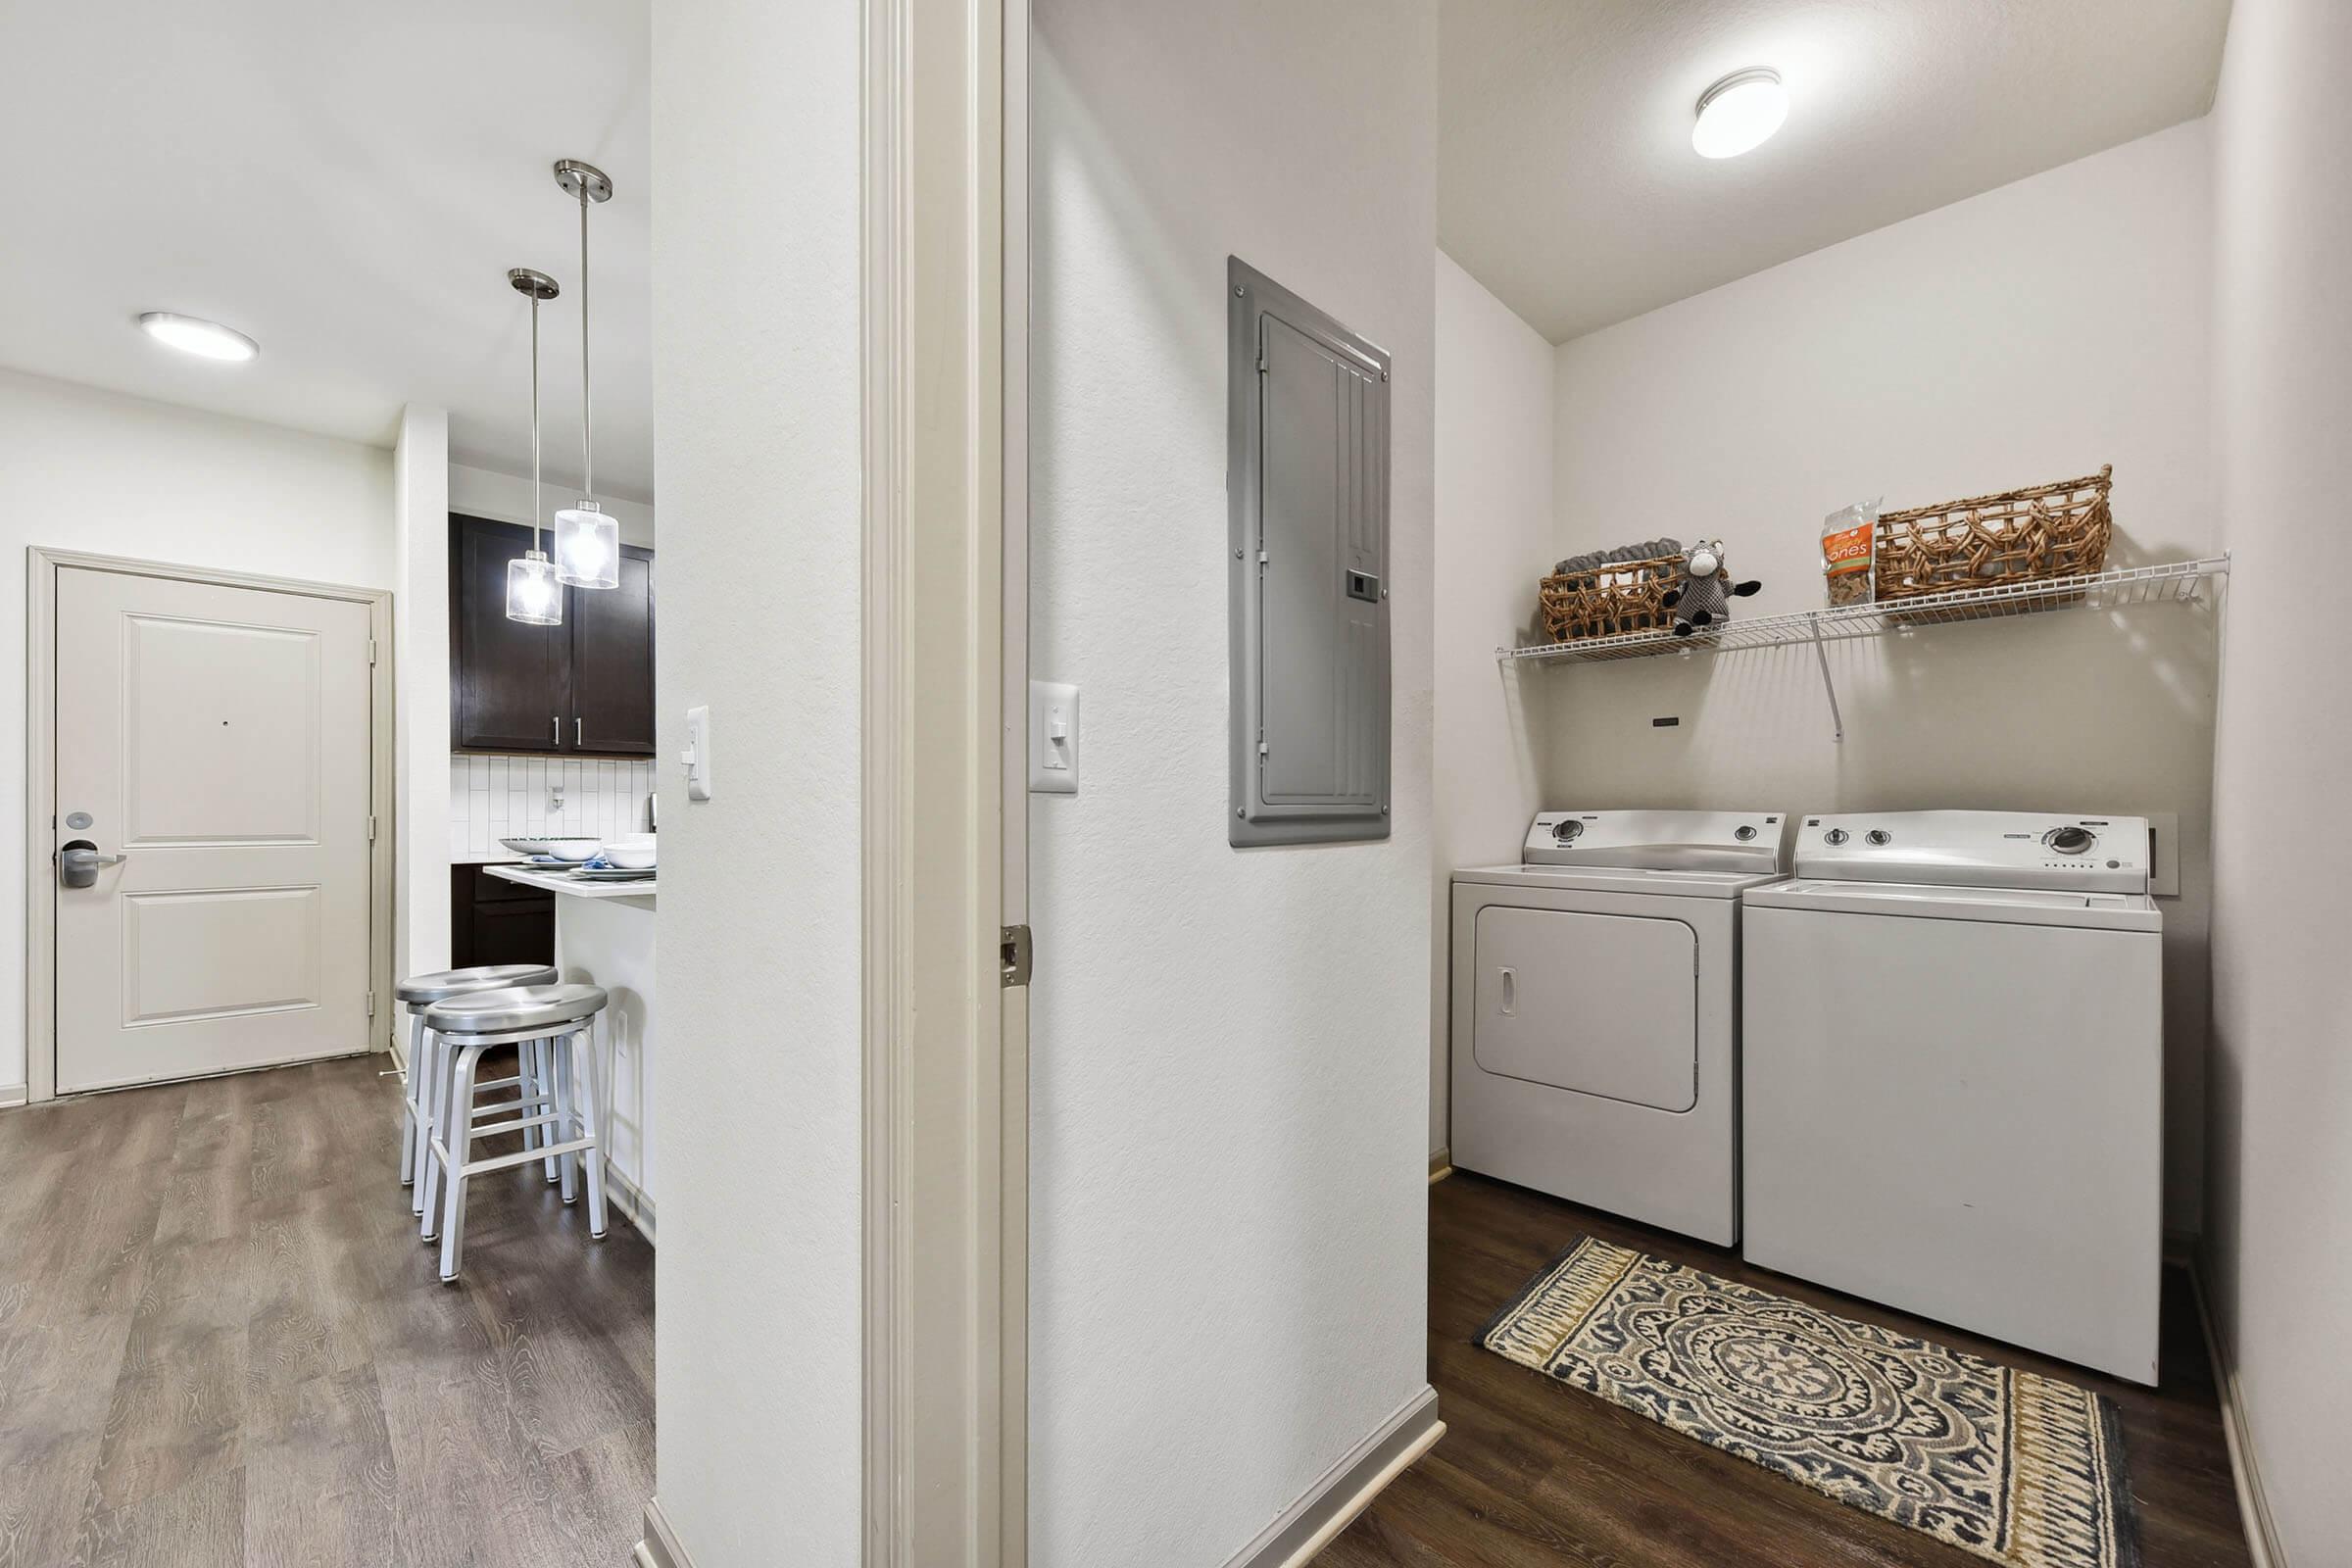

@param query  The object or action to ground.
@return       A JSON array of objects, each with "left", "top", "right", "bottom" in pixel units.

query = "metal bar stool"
[
  {"left": 418, "top": 983, "right": 611, "bottom": 1282},
  {"left": 397, "top": 964, "right": 559, "bottom": 1220}
]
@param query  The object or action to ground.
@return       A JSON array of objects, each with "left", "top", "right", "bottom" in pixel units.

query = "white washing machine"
[
  {"left": 1449, "top": 809, "right": 1790, "bottom": 1245},
  {"left": 1741, "top": 810, "right": 2163, "bottom": 1383}
]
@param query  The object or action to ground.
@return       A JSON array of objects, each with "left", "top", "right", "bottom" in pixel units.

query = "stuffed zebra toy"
[{"left": 1660, "top": 540, "right": 1762, "bottom": 636}]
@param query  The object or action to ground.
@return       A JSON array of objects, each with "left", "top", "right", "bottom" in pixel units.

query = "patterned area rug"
[{"left": 1482, "top": 1239, "right": 2138, "bottom": 1568}]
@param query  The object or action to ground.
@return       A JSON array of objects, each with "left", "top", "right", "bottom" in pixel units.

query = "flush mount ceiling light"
[
  {"left": 551, "top": 158, "right": 619, "bottom": 591},
  {"left": 137, "top": 312, "right": 259, "bottom": 362},
  {"left": 506, "top": 267, "right": 564, "bottom": 627},
  {"left": 1691, "top": 68, "right": 1788, "bottom": 160}
]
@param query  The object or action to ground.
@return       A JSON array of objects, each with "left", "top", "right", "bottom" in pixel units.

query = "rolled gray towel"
[{"left": 1556, "top": 537, "right": 1681, "bottom": 576}]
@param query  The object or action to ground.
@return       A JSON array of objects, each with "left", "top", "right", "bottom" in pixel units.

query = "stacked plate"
[
  {"left": 575, "top": 834, "right": 656, "bottom": 881},
  {"left": 501, "top": 837, "right": 601, "bottom": 861}
]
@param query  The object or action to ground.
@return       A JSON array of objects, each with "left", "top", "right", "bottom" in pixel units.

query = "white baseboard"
[
  {"left": 604, "top": 1161, "right": 657, "bottom": 1246},
  {"left": 1429, "top": 1147, "right": 1452, "bottom": 1183},
  {"left": 634, "top": 1497, "right": 693, "bottom": 1568},
  {"left": 2188, "top": 1262, "right": 2287, "bottom": 1568},
  {"left": 1221, "top": 1386, "right": 1445, "bottom": 1568},
  {"left": 0, "top": 1082, "right": 25, "bottom": 1110}
]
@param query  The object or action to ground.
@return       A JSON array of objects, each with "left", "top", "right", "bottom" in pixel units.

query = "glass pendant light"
[
  {"left": 506, "top": 267, "right": 564, "bottom": 626},
  {"left": 553, "top": 158, "right": 619, "bottom": 589}
]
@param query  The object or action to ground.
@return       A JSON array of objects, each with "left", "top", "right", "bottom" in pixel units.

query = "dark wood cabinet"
[
  {"left": 449, "top": 514, "right": 656, "bottom": 757},
  {"left": 567, "top": 544, "right": 657, "bottom": 756},
  {"left": 450, "top": 864, "right": 554, "bottom": 969}
]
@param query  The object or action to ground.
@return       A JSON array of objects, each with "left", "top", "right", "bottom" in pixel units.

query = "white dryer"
[
  {"left": 1741, "top": 810, "right": 2163, "bottom": 1383},
  {"left": 1449, "top": 809, "right": 1789, "bottom": 1245}
]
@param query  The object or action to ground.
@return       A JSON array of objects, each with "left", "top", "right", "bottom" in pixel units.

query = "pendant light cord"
[
  {"left": 577, "top": 180, "right": 592, "bottom": 501},
  {"left": 529, "top": 293, "right": 543, "bottom": 554}
]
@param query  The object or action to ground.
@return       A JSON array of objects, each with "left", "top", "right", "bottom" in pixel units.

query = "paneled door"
[{"left": 52, "top": 566, "right": 375, "bottom": 1093}]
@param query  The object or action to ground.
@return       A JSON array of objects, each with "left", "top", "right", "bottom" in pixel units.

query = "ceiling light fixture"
[
  {"left": 506, "top": 267, "right": 564, "bottom": 627},
  {"left": 137, "top": 312, "right": 259, "bottom": 362},
  {"left": 551, "top": 158, "right": 619, "bottom": 591},
  {"left": 1691, "top": 68, "right": 1788, "bottom": 160}
]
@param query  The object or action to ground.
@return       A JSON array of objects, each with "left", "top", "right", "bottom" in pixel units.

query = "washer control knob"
[
  {"left": 1551, "top": 819, "right": 1584, "bottom": 845},
  {"left": 1824, "top": 828, "right": 1849, "bottom": 846},
  {"left": 1734, "top": 825, "right": 1757, "bottom": 842},
  {"left": 2044, "top": 825, "right": 2096, "bottom": 855},
  {"left": 1866, "top": 829, "right": 1891, "bottom": 846}
]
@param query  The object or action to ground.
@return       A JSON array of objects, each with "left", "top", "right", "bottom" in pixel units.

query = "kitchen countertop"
[{"left": 485, "top": 862, "right": 659, "bottom": 901}]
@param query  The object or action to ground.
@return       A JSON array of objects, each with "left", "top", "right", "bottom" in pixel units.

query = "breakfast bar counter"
[{"left": 487, "top": 863, "right": 658, "bottom": 1239}]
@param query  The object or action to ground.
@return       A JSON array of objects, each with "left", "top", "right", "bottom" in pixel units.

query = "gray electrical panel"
[{"left": 1228, "top": 257, "right": 1391, "bottom": 847}]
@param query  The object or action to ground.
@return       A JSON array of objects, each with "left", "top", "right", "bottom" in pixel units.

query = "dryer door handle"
[{"left": 1496, "top": 966, "right": 1517, "bottom": 1017}]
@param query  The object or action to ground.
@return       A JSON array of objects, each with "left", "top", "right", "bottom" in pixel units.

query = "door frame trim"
[
  {"left": 22, "top": 546, "right": 397, "bottom": 1104},
  {"left": 857, "top": 0, "right": 1027, "bottom": 1558}
]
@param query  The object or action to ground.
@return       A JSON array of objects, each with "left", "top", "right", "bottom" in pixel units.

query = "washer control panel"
[
  {"left": 1524, "top": 808, "right": 1788, "bottom": 873},
  {"left": 1792, "top": 809, "right": 2150, "bottom": 893}
]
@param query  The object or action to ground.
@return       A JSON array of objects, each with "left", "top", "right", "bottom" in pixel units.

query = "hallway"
[{"left": 0, "top": 1055, "right": 654, "bottom": 1568}]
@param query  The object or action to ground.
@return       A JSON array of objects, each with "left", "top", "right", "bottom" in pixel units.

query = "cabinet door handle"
[
  {"left": 576, "top": 716, "right": 583, "bottom": 746},
  {"left": 553, "top": 715, "right": 562, "bottom": 746}
]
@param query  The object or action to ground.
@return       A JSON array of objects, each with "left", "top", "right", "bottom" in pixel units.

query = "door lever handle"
[{"left": 58, "top": 844, "right": 124, "bottom": 888}]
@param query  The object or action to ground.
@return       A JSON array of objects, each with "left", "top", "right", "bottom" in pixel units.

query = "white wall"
[
  {"left": 393, "top": 406, "right": 451, "bottom": 998},
  {"left": 0, "top": 368, "right": 395, "bottom": 1098},
  {"left": 1431, "top": 252, "right": 1554, "bottom": 1160},
  {"left": 2204, "top": 2, "right": 2352, "bottom": 1561},
  {"left": 447, "top": 461, "right": 657, "bottom": 547},
  {"left": 1536, "top": 120, "right": 2220, "bottom": 1233},
  {"left": 646, "top": 0, "right": 862, "bottom": 1561},
  {"left": 1029, "top": 4, "right": 1436, "bottom": 1562}
]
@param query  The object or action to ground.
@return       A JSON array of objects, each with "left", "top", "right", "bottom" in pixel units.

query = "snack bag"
[{"left": 1821, "top": 499, "right": 1881, "bottom": 607}]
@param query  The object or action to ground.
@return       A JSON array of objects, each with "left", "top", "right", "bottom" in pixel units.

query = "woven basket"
[
  {"left": 1874, "top": 466, "right": 2113, "bottom": 603},
  {"left": 1540, "top": 552, "right": 1723, "bottom": 643}
]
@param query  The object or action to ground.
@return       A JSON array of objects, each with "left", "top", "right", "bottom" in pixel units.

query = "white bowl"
[
  {"left": 599, "top": 836, "right": 657, "bottom": 869},
  {"left": 501, "top": 837, "right": 602, "bottom": 861}
]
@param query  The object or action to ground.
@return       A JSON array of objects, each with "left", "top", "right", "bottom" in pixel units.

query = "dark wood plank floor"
[
  {"left": 1327, "top": 1172, "right": 2252, "bottom": 1568},
  {"left": 0, "top": 1054, "right": 655, "bottom": 1568}
]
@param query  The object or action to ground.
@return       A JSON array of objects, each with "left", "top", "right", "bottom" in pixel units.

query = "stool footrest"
[
  {"left": 466, "top": 1110, "right": 564, "bottom": 1139},
  {"left": 431, "top": 1136, "right": 600, "bottom": 1179}
]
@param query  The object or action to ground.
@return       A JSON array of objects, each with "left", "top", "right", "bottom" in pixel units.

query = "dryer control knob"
[
  {"left": 1734, "top": 825, "right": 1757, "bottom": 842},
  {"left": 1551, "top": 819, "right": 1584, "bottom": 844},
  {"left": 1866, "top": 829, "right": 1891, "bottom": 846},
  {"left": 2044, "top": 825, "right": 2096, "bottom": 855},
  {"left": 1824, "top": 828, "right": 1849, "bottom": 846}
]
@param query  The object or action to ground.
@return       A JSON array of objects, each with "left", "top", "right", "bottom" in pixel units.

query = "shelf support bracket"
[{"left": 1808, "top": 619, "right": 1844, "bottom": 744}]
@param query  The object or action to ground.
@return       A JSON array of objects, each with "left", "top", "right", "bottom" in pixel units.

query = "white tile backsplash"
[{"left": 450, "top": 754, "right": 655, "bottom": 858}]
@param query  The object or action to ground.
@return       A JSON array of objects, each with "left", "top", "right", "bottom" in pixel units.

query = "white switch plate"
[
  {"left": 684, "top": 705, "right": 713, "bottom": 802},
  {"left": 1028, "top": 680, "right": 1078, "bottom": 794}
]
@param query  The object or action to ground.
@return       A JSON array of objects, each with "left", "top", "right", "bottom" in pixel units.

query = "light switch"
[
  {"left": 683, "top": 705, "right": 713, "bottom": 802},
  {"left": 1029, "top": 680, "right": 1078, "bottom": 794}
]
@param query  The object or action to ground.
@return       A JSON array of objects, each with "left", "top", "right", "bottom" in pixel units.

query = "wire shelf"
[{"left": 1498, "top": 556, "right": 2228, "bottom": 666}]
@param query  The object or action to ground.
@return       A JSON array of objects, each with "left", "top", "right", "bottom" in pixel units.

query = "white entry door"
[{"left": 53, "top": 565, "right": 376, "bottom": 1093}]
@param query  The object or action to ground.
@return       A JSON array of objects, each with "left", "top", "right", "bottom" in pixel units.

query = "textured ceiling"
[
  {"left": 0, "top": 0, "right": 655, "bottom": 498},
  {"left": 1441, "top": 0, "right": 2232, "bottom": 343}
]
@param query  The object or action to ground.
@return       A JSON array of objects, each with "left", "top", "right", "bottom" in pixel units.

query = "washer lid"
[
  {"left": 1744, "top": 877, "right": 2161, "bottom": 932},
  {"left": 1524, "top": 808, "right": 1787, "bottom": 872},
  {"left": 1792, "top": 809, "right": 2150, "bottom": 894}
]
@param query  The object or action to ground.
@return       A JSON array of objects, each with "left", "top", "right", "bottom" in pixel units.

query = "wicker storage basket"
[
  {"left": 1873, "top": 466, "right": 2113, "bottom": 602},
  {"left": 1540, "top": 552, "right": 1722, "bottom": 643}
]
